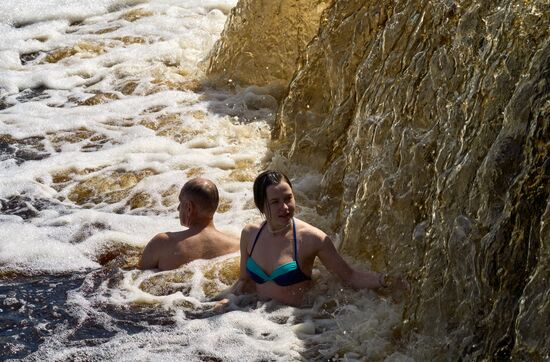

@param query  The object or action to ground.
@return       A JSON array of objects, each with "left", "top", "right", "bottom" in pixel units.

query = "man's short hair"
[{"left": 182, "top": 178, "right": 219, "bottom": 215}]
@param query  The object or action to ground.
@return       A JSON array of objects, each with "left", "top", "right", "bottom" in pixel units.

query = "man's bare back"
[
  {"left": 139, "top": 178, "right": 238, "bottom": 270},
  {"left": 141, "top": 227, "right": 238, "bottom": 270}
]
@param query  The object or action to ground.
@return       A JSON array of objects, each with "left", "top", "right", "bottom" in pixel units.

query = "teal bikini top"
[{"left": 246, "top": 219, "right": 311, "bottom": 286}]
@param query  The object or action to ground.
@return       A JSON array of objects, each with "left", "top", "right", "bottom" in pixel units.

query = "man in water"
[{"left": 139, "top": 178, "right": 239, "bottom": 270}]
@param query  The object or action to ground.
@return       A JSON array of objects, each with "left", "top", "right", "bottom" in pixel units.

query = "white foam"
[
  {"left": 1, "top": 0, "right": 146, "bottom": 27},
  {"left": 0, "top": 220, "right": 99, "bottom": 273},
  {"left": 0, "top": 0, "right": 264, "bottom": 269},
  {"left": 34, "top": 312, "right": 303, "bottom": 361},
  {"left": 0, "top": 50, "right": 21, "bottom": 69}
]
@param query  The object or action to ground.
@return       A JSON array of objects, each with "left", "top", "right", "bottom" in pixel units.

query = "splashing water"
[{"left": 0, "top": 0, "right": 408, "bottom": 360}]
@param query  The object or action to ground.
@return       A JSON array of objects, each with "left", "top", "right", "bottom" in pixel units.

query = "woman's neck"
[{"left": 266, "top": 218, "right": 292, "bottom": 235}]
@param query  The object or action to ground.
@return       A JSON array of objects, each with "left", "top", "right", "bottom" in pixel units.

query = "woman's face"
[{"left": 264, "top": 181, "right": 296, "bottom": 226}]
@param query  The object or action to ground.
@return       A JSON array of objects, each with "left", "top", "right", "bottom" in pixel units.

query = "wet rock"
[
  {"left": 0, "top": 135, "right": 49, "bottom": 165},
  {"left": 206, "top": 0, "right": 332, "bottom": 88},
  {"left": 19, "top": 52, "right": 42, "bottom": 65},
  {"left": 0, "top": 195, "right": 62, "bottom": 220},
  {"left": 0, "top": 97, "right": 12, "bottom": 110},
  {"left": 208, "top": 0, "right": 550, "bottom": 359},
  {"left": 97, "top": 242, "right": 142, "bottom": 270},
  {"left": 15, "top": 87, "right": 49, "bottom": 103}
]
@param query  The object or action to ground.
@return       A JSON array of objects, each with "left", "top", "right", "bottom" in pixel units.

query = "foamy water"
[{"left": 0, "top": 0, "right": 409, "bottom": 360}]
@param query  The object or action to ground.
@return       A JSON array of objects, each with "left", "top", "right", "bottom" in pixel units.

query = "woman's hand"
[
  {"left": 379, "top": 273, "right": 410, "bottom": 290},
  {"left": 378, "top": 273, "right": 410, "bottom": 302},
  {"left": 211, "top": 298, "right": 231, "bottom": 313}
]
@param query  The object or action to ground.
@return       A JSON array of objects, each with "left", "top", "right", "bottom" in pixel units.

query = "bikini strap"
[
  {"left": 292, "top": 218, "right": 300, "bottom": 267},
  {"left": 248, "top": 222, "right": 266, "bottom": 256}
]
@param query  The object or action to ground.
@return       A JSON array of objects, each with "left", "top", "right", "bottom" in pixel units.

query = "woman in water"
[{"left": 229, "top": 170, "right": 409, "bottom": 307}]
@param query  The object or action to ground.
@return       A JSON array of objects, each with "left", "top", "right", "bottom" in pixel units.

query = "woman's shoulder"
[
  {"left": 293, "top": 218, "right": 327, "bottom": 241},
  {"left": 240, "top": 222, "right": 264, "bottom": 251},
  {"left": 241, "top": 221, "right": 264, "bottom": 239}
]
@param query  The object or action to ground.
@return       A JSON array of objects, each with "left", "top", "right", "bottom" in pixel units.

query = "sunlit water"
[{"left": 0, "top": 1, "right": 408, "bottom": 360}]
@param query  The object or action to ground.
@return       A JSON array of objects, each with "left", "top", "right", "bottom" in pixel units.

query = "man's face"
[{"left": 177, "top": 191, "right": 191, "bottom": 226}]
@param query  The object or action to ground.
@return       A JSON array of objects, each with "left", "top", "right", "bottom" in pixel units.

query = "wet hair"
[
  {"left": 253, "top": 170, "right": 293, "bottom": 214},
  {"left": 181, "top": 178, "right": 219, "bottom": 215}
]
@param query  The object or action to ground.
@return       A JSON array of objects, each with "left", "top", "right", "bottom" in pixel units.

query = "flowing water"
[{"left": 0, "top": 1, "right": 408, "bottom": 360}]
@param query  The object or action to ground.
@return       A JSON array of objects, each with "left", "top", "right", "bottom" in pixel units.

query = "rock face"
[
  {"left": 208, "top": 0, "right": 550, "bottom": 359},
  {"left": 206, "top": 0, "right": 331, "bottom": 92}
]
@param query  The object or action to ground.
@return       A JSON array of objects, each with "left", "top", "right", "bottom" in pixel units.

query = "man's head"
[{"left": 178, "top": 178, "right": 219, "bottom": 226}]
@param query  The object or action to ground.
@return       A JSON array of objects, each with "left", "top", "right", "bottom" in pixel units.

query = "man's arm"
[{"left": 139, "top": 233, "right": 167, "bottom": 270}]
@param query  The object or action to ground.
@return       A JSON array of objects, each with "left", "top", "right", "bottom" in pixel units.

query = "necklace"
[{"left": 266, "top": 219, "right": 292, "bottom": 235}]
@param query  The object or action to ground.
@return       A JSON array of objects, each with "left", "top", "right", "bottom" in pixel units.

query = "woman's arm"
[
  {"left": 316, "top": 234, "right": 410, "bottom": 294},
  {"left": 317, "top": 235, "right": 385, "bottom": 289}
]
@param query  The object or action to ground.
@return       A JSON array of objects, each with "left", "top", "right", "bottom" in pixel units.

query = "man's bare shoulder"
[
  {"left": 140, "top": 232, "right": 173, "bottom": 270},
  {"left": 214, "top": 231, "right": 239, "bottom": 255},
  {"left": 218, "top": 230, "right": 239, "bottom": 246},
  {"left": 148, "top": 231, "right": 187, "bottom": 246},
  {"left": 149, "top": 232, "right": 171, "bottom": 243},
  {"left": 144, "top": 231, "right": 192, "bottom": 257},
  {"left": 177, "top": 228, "right": 237, "bottom": 260},
  {"left": 196, "top": 228, "right": 238, "bottom": 246}
]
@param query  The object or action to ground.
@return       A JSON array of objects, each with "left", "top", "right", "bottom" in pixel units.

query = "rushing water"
[
  {"left": 208, "top": 0, "right": 550, "bottom": 359},
  {"left": 0, "top": 1, "right": 409, "bottom": 360}
]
